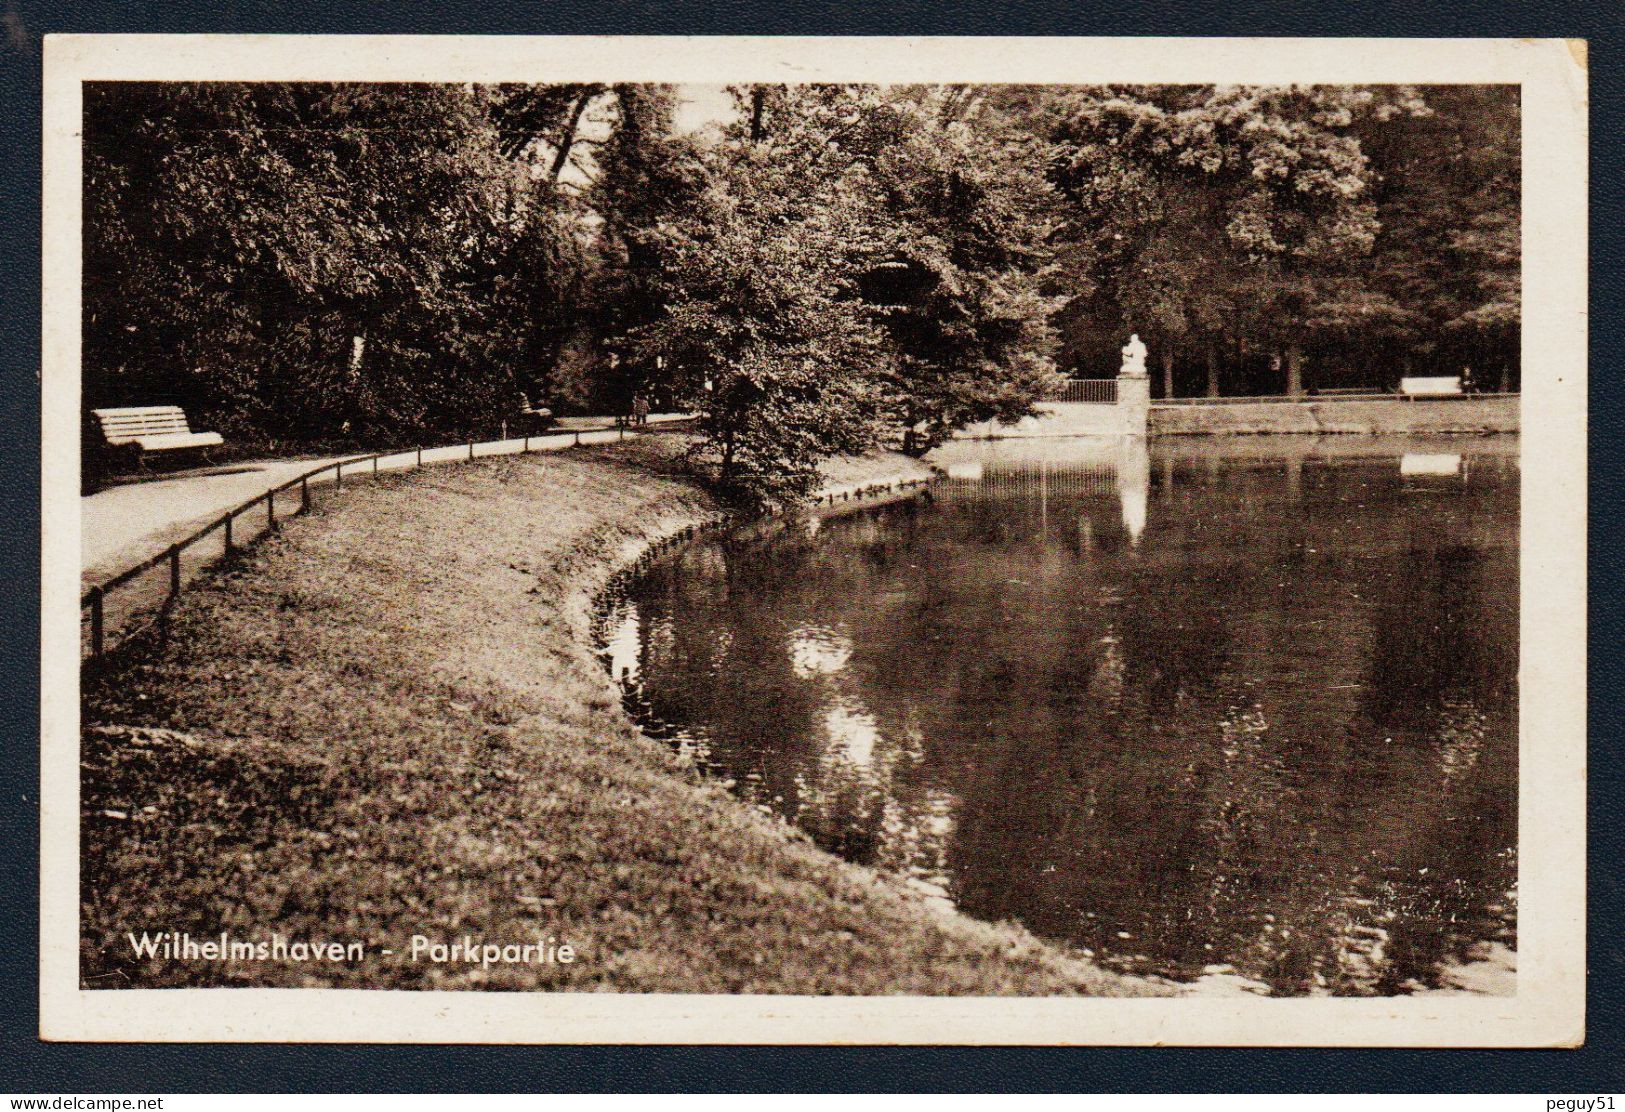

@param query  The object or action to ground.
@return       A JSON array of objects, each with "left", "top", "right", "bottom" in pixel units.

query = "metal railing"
[
  {"left": 81, "top": 424, "right": 638, "bottom": 661},
  {"left": 1048, "top": 379, "right": 1119, "bottom": 404}
]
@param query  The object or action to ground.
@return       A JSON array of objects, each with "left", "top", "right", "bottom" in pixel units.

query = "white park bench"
[
  {"left": 93, "top": 405, "right": 224, "bottom": 466},
  {"left": 517, "top": 393, "right": 555, "bottom": 431},
  {"left": 1399, "top": 376, "right": 1463, "bottom": 397}
]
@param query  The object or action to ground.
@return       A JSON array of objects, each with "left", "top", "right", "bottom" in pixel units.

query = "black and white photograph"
[{"left": 38, "top": 35, "right": 1587, "bottom": 1046}]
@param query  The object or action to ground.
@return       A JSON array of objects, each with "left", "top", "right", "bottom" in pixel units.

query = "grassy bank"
[{"left": 81, "top": 436, "right": 1166, "bottom": 995}]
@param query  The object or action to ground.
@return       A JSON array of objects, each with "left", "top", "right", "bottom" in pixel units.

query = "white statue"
[{"left": 1121, "top": 333, "right": 1148, "bottom": 378}]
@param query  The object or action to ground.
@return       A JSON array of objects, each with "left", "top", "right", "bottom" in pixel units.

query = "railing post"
[
  {"left": 224, "top": 514, "right": 233, "bottom": 553},
  {"left": 266, "top": 490, "right": 276, "bottom": 531},
  {"left": 169, "top": 546, "right": 181, "bottom": 599},
  {"left": 335, "top": 461, "right": 343, "bottom": 490},
  {"left": 88, "top": 587, "right": 104, "bottom": 658},
  {"left": 469, "top": 441, "right": 476, "bottom": 461},
  {"left": 523, "top": 434, "right": 530, "bottom": 454},
  {"left": 575, "top": 431, "right": 581, "bottom": 447},
  {"left": 373, "top": 455, "right": 380, "bottom": 475},
  {"left": 416, "top": 446, "right": 423, "bottom": 468},
  {"left": 300, "top": 476, "right": 310, "bottom": 513}
]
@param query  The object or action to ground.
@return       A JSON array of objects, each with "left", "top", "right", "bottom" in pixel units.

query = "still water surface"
[{"left": 598, "top": 436, "right": 1518, "bottom": 995}]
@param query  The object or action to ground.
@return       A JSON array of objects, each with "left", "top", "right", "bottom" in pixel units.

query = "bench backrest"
[
  {"left": 1399, "top": 376, "right": 1462, "bottom": 396},
  {"left": 93, "top": 406, "right": 195, "bottom": 444}
]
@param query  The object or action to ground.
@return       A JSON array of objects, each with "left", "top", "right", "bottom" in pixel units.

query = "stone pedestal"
[{"left": 1117, "top": 372, "right": 1150, "bottom": 437}]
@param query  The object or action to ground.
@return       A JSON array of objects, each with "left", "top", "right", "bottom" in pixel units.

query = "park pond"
[{"left": 596, "top": 435, "right": 1519, "bottom": 996}]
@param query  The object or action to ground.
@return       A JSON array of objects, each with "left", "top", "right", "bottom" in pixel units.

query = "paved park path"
[{"left": 83, "top": 415, "right": 688, "bottom": 585}]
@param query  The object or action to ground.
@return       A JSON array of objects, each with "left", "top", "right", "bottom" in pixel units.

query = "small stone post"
[{"left": 1117, "top": 332, "right": 1151, "bottom": 437}]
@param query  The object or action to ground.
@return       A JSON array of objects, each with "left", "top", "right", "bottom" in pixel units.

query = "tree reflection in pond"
[{"left": 599, "top": 436, "right": 1519, "bottom": 996}]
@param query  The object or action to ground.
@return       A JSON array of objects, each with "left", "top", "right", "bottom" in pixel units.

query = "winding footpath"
[{"left": 82, "top": 416, "right": 690, "bottom": 585}]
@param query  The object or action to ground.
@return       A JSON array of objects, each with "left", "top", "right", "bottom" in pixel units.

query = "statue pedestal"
[{"left": 1117, "top": 371, "right": 1150, "bottom": 437}]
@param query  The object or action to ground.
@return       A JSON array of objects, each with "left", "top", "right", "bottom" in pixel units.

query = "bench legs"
[{"left": 127, "top": 445, "right": 219, "bottom": 474}]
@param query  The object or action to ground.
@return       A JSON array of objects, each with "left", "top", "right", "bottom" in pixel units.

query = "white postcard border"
[{"left": 40, "top": 34, "right": 1588, "bottom": 1046}]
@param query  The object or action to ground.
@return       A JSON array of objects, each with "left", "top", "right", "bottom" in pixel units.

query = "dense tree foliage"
[
  {"left": 1350, "top": 86, "right": 1521, "bottom": 391},
  {"left": 611, "top": 85, "right": 1064, "bottom": 502},
  {"left": 84, "top": 83, "right": 584, "bottom": 448},
  {"left": 988, "top": 84, "right": 1515, "bottom": 397},
  {"left": 622, "top": 88, "right": 890, "bottom": 502},
  {"left": 83, "top": 81, "right": 1519, "bottom": 501}
]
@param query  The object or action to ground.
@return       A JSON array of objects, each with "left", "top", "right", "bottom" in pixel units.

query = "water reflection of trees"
[{"left": 621, "top": 446, "right": 1518, "bottom": 995}]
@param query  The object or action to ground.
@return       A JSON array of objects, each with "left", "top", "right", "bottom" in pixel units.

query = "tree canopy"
[{"left": 83, "top": 81, "right": 1520, "bottom": 501}]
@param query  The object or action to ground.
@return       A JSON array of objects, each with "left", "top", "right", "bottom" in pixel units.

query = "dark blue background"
[{"left": 3, "top": 0, "right": 1619, "bottom": 1093}]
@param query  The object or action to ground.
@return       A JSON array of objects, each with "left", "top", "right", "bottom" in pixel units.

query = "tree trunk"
[
  {"left": 1285, "top": 345, "right": 1303, "bottom": 398},
  {"left": 1161, "top": 348, "right": 1175, "bottom": 400},
  {"left": 344, "top": 333, "right": 367, "bottom": 440},
  {"left": 1498, "top": 363, "right": 1511, "bottom": 394},
  {"left": 1205, "top": 341, "right": 1220, "bottom": 398},
  {"left": 549, "top": 93, "right": 592, "bottom": 182},
  {"left": 749, "top": 87, "right": 767, "bottom": 143}
]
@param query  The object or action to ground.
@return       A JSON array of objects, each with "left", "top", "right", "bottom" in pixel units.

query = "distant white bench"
[
  {"left": 1399, "top": 376, "right": 1462, "bottom": 397},
  {"left": 93, "top": 406, "right": 223, "bottom": 465}
]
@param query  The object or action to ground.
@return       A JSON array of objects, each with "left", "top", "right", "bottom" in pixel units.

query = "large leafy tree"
[
  {"left": 854, "top": 86, "right": 1064, "bottom": 452},
  {"left": 1350, "top": 85, "right": 1520, "bottom": 388},
  {"left": 616, "top": 84, "right": 1064, "bottom": 503},
  {"left": 587, "top": 85, "right": 712, "bottom": 414},
  {"left": 623, "top": 88, "right": 890, "bottom": 505},
  {"left": 1015, "top": 84, "right": 1429, "bottom": 395},
  {"left": 84, "top": 82, "right": 582, "bottom": 448}
]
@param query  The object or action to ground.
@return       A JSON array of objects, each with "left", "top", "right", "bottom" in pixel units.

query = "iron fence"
[{"left": 1049, "top": 379, "right": 1119, "bottom": 404}]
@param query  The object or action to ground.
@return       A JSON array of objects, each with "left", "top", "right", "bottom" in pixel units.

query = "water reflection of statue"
[
  {"left": 1121, "top": 333, "right": 1149, "bottom": 378},
  {"left": 1117, "top": 435, "right": 1150, "bottom": 546}
]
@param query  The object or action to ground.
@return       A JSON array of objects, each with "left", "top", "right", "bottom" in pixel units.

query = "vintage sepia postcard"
[{"left": 40, "top": 34, "right": 1587, "bottom": 1045}]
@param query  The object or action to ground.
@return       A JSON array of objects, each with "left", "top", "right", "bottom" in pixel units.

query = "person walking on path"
[{"left": 632, "top": 393, "right": 650, "bottom": 427}]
